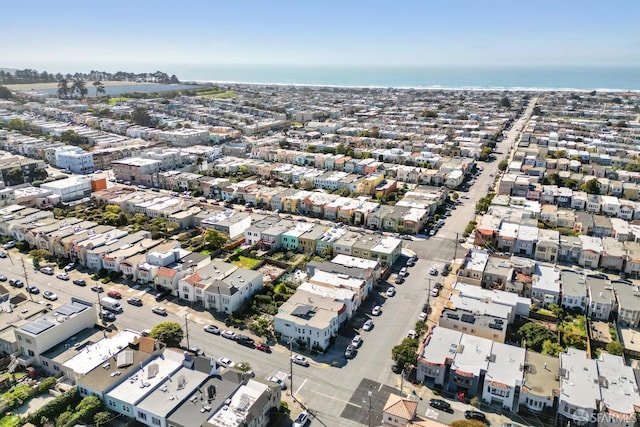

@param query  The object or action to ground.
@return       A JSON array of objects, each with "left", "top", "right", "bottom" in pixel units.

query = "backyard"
[{"left": 229, "top": 255, "right": 262, "bottom": 270}]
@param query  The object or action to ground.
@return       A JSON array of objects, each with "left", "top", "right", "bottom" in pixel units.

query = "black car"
[
  {"left": 391, "top": 361, "right": 402, "bottom": 374},
  {"left": 26, "top": 286, "right": 40, "bottom": 294},
  {"left": 91, "top": 285, "right": 104, "bottom": 293},
  {"left": 429, "top": 399, "right": 452, "bottom": 413},
  {"left": 155, "top": 291, "right": 168, "bottom": 302},
  {"left": 236, "top": 335, "right": 255, "bottom": 348},
  {"left": 127, "top": 298, "right": 143, "bottom": 306},
  {"left": 73, "top": 278, "right": 86, "bottom": 286},
  {"left": 9, "top": 278, "right": 24, "bottom": 288},
  {"left": 465, "top": 410, "right": 488, "bottom": 423},
  {"left": 441, "top": 263, "right": 451, "bottom": 276}
]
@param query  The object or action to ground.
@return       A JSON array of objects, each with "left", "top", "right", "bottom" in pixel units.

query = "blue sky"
[{"left": 2, "top": 0, "right": 639, "bottom": 71}]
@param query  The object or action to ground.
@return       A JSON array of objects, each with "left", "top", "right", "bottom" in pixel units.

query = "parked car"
[
  {"left": 465, "top": 410, "right": 488, "bottom": 423},
  {"left": 441, "top": 263, "right": 451, "bottom": 276},
  {"left": 107, "top": 290, "right": 121, "bottom": 299},
  {"left": 64, "top": 263, "right": 76, "bottom": 272},
  {"left": 398, "top": 267, "right": 408, "bottom": 277},
  {"left": 39, "top": 267, "right": 54, "bottom": 275},
  {"left": 292, "top": 410, "right": 309, "bottom": 427},
  {"left": 56, "top": 272, "right": 69, "bottom": 280},
  {"left": 43, "top": 290, "right": 57, "bottom": 301},
  {"left": 431, "top": 287, "right": 440, "bottom": 297},
  {"left": 429, "top": 399, "right": 452, "bottom": 413},
  {"left": 91, "top": 285, "right": 104, "bottom": 293},
  {"left": 372, "top": 306, "right": 382, "bottom": 316},
  {"left": 290, "top": 355, "right": 309, "bottom": 367},
  {"left": 363, "top": 319, "right": 374, "bottom": 331},
  {"left": 407, "top": 330, "right": 417, "bottom": 339},
  {"left": 418, "top": 312, "right": 427, "bottom": 321},
  {"left": 394, "top": 277, "right": 404, "bottom": 285},
  {"left": 73, "top": 278, "right": 86, "bottom": 286},
  {"left": 26, "top": 286, "right": 40, "bottom": 294},
  {"left": 152, "top": 306, "right": 167, "bottom": 316},
  {"left": 3, "top": 240, "right": 16, "bottom": 249},
  {"left": 386, "top": 286, "right": 396, "bottom": 297},
  {"left": 351, "top": 335, "right": 363, "bottom": 348},
  {"left": 255, "top": 343, "right": 271, "bottom": 353},
  {"left": 429, "top": 266, "right": 438, "bottom": 276},
  {"left": 101, "top": 310, "right": 116, "bottom": 322},
  {"left": 0, "top": 250, "right": 7, "bottom": 258},
  {"left": 236, "top": 335, "right": 255, "bottom": 348},
  {"left": 203, "top": 324, "right": 220, "bottom": 335},
  {"left": 344, "top": 344, "right": 356, "bottom": 359},
  {"left": 221, "top": 330, "right": 237, "bottom": 340},
  {"left": 267, "top": 376, "right": 286, "bottom": 390},
  {"left": 127, "top": 297, "right": 143, "bottom": 306},
  {"left": 189, "top": 347, "right": 205, "bottom": 356},
  {"left": 0, "top": 274, "right": 6, "bottom": 282},
  {"left": 9, "top": 278, "right": 23, "bottom": 288},
  {"left": 155, "top": 291, "right": 168, "bottom": 302},
  {"left": 217, "top": 357, "right": 234, "bottom": 368}
]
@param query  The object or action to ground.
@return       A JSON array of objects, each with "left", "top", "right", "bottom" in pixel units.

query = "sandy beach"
[{"left": 4, "top": 81, "right": 148, "bottom": 91}]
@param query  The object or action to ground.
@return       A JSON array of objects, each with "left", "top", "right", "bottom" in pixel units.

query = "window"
[
  {"left": 138, "top": 412, "right": 147, "bottom": 420},
  {"left": 28, "top": 350, "right": 34, "bottom": 357},
  {"left": 152, "top": 418, "right": 160, "bottom": 426},
  {"left": 42, "top": 361, "right": 49, "bottom": 366}
]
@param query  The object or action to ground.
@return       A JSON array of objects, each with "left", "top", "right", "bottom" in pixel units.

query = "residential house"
[
  {"left": 519, "top": 351, "right": 559, "bottom": 413},
  {"left": 600, "top": 237, "right": 626, "bottom": 271},
  {"left": 578, "top": 235, "right": 602, "bottom": 269},
  {"left": 531, "top": 264, "right": 560, "bottom": 308},
  {"left": 586, "top": 275, "right": 616, "bottom": 321},
  {"left": 560, "top": 269, "right": 587, "bottom": 313},
  {"left": 534, "top": 229, "right": 559, "bottom": 263}
]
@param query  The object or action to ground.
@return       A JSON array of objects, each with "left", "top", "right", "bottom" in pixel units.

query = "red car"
[
  {"left": 107, "top": 290, "right": 122, "bottom": 299},
  {"left": 255, "top": 343, "right": 271, "bottom": 353}
]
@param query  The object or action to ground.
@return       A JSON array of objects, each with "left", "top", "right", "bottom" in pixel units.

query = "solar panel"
[
  {"left": 489, "top": 323, "right": 502, "bottom": 330},
  {"left": 494, "top": 319, "right": 504, "bottom": 324},
  {"left": 21, "top": 319, "right": 55, "bottom": 335},
  {"left": 461, "top": 314, "right": 475, "bottom": 324},
  {"left": 447, "top": 314, "right": 460, "bottom": 320},
  {"left": 116, "top": 350, "right": 134, "bottom": 368}
]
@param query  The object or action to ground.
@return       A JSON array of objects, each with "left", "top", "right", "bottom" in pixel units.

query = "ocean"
[{"left": 167, "top": 64, "right": 640, "bottom": 91}]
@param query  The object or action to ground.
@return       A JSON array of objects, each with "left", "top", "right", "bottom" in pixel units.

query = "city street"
[{"left": 2, "top": 98, "right": 538, "bottom": 427}]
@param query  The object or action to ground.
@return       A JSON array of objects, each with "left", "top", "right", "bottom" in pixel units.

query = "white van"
[{"left": 100, "top": 297, "right": 122, "bottom": 312}]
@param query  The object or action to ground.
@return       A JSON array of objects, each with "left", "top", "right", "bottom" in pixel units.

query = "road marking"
[
  {"left": 314, "top": 391, "right": 361, "bottom": 407},
  {"left": 377, "top": 383, "right": 383, "bottom": 392},
  {"left": 433, "top": 258, "right": 451, "bottom": 263},
  {"left": 295, "top": 378, "right": 307, "bottom": 396}
]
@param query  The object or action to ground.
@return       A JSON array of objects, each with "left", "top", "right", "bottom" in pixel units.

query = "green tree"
[
  {"left": 450, "top": 420, "right": 487, "bottom": 427},
  {"left": 4, "top": 166, "right": 24, "bottom": 185},
  {"left": 542, "top": 339, "right": 564, "bottom": 357},
  {"left": 70, "top": 79, "right": 88, "bottom": 98},
  {"left": 606, "top": 341, "right": 624, "bottom": 356},
  {"left": 132, "top": 107, "right": 153, "bottom": 126},
  {"left": 0, "top": 85, "right": 12, "bottom": 99},
  {"left": 60, "top": 130, "right": 85, "bottom": 146},
  {"left": 150, "top": 321, "right": 184, "bottom": 347},
  {"left": 57, "top": 79, "right": 69, "bottom": 99},
  {"left": 500, "top": 96, "right": 511, "bottom": 108},
  {"left": 105, "top": 205, "right": 121, "bottom": 214},
  {"left": 94, "top": 411, "right": 111, "bottom": 427},
  {"left": 479, "top": 147, "right": 492, "bottom": 161},
  {"left": 29, "top": 249, "right": 50, "bottom": 262},
  {"left": 391, "top": 337, "right": 419, "bottom": 372},
  {"left": 38, "top": 376, "right": 57, "bottom": 393},
  {"left": 203, "top": 228, "right": 227, "bottom": 251},
  {"left": 498, "top": 159, "right": 508, "bottom": 171},
  {"left": 581, "top": 178, "right": 600, "bottom": 194},
  {"left": 518, "top": 322, "right": 557, "bottom": 352},
  {"left": 56, "top": 410, "right": 75, "bottom": 427},
  {"left": 7, "top": 118, "right": 27, "bottom": 131},
  {"left": 75, "top": 395, "right": 103, "bottom": 421},
  {"left": 93, "top": 80, "right": 106, "bottom": 97},
  {"left": 422, "top": 110, "right": 438, "bottom": 118},
  {"left": 450, "top": 192, "right": 459, "bottom": 200}
]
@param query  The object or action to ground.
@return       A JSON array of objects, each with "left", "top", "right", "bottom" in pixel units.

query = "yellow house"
[{"left": 358, "top": 173, "right": 385, "bottom": 196}]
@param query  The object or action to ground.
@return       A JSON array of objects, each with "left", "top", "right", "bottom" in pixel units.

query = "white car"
[
  {"left": 372, "top": 306, "right": 382, "bottom": 316},
  {"left": 290, "top": 355, "right": 309, "bottom": 367},
  {"left": 43, "top": 290, "right": 58, "bottom": 301},
  {"left": 351, "top": 335, "right": 363, "bottom": 348},
  {"left": 429, "top": 266, "right": 438, "bottom": 276},
  {"left": 386, "top": 287, "right": 396, "bottom": 297},
  {"left": 56, "top": 272, "right": 70, "bottom": 280},
  {"left": 418, "top": 312, "right": 427, "bottom": 321},
  {"left": 363, "top": 319, "right": 374, "bottom": 331},
  {"left": 39, "top": 267, "right": 54, "bottom": 275},
  {"left": 221, "top": 330, "right": 237, "bottom": 340},
  {"left": 218, "top": 357, "right": 235, "bottom": 368},
  {"left": 407, "top": 330, "right": 417, "bottom": 339},
  {"left": 292, "top": 410, "right": 309, "bottom": 427},
  {"left": 267, "top": 376, "right": 287, "bottom": 390}
]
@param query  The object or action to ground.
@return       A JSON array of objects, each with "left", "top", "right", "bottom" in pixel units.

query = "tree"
[
  {"left": 0, "top": 85, "right": 12, "bottom": 99},
  {"left": 581, "top": 178, "right": 600, "bottom": 194},
  {"left": 450, "top": 420, "right": 487, "bottom": 427},
  {"left": 132, "top": 107, "right": 153, "bottom": 126},
  {"left": 150, "top": 321, "right": 184, "bottom": 347},
  {"left": 75, "top": 396, "right": 103, "bottom": 422},
  {"left": 203, "top": 228, "right": 227, "bottom": 251},
  {"left": 606, "top": 341, "right": 624, "bottom": 356},
  {"left": 29, "top": 249, "right": 50, "bottom": 262},
  {"left": 391, "top": 337, "right": 419, "bottom": 372},
  {"left": 94, "top": 411, "right": 111, "bottom": 427},
  {"left": 7, "top": 118, "right": 27, "bottom": 131},
  {"left": 57, "top": 79, "right": 69, "bottom": 99},
  {"left": 70, "top": 79, "right": 88, "bottom": 98},
  {"left": 542, "top": 339, "right": 564, "bottom": 357},
  {"left": 4, "top": 166, "right": 24, "bottom": 185},
  {"left": 518, "top": 322, "right": 557, "bottom": 352},
  {"left": 498, "top": 159, "right": 508, "bottom": 171},
  {"left": 93, "top": 80, "right": 106, "bottom": 97},
  {"left": 500, "top": 96, "right": 511, "bottom": 108},
  {"left": 422, "top": 110, "right": 438, "bottom": 118},
  {"left": 60, "top": 130, "right": 85, "bottom": 145}
]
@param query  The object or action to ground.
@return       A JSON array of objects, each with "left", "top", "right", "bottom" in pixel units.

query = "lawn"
[
  {"left": 230, "top": 255, "right": 262, "bottom": 269},
  {"left": 109, "top": 97, "right": 133, "bottom": 104}
]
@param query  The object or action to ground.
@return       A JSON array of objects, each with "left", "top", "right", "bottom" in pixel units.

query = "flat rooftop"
[
  {"left": 420, "top": 326, "right": 462, "bottom": 364},
  {"left": 63, "top": 329, "right": 141, "bottom": 376},
  {"left": 523, "top": 351, "right": 560, "bottom": 398}
]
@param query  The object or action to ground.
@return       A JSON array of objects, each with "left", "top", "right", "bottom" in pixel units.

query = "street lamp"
[{"left": 367, "top": 389, "right": 372, "bottom": 427}]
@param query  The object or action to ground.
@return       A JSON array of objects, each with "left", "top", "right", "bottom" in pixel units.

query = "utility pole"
[
  {"left": 20, "top": 258, "right": 33, "bottom": 301},
  {"left": 184, "top": 313, "right": 190, "bottom": 349},
  {"left": 454, "top": 232, "right": 459, "bottom": 261},
  {"left": 426, "top": 278, "right": 432, "bottom": 305},
  {"left": 367, "top": 387, "right": 372, "bottom": 427},
  {"left": 289, "top": 339, "right": 294, "bottom": 399}
]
